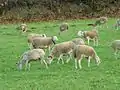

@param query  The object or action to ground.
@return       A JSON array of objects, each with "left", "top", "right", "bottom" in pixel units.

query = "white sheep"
[
  {"left": 72, "top": 38, "right": 85, "bottom": 45},
  {"left": 47, "top": 41, "right": 75, "bottom": 64},
  {"left": 88, "top": 17, "right": 108, "bottom": 28},
  {"left": 32, "top": 36, "right": 58, "bottom": 53},
  {"left": 16, "top": 49, "right": 48, "bottom": 71},
  {"left": 73, "top": 45, "right": 101, "bottom": 69},
  {"left": 59, "top": 22, "right": 69, "bottom": 35},
  {"left": 77, "top": 29, "right": 99, "bottom": 46},
  {"left": 111, "top": 40, "right": 120, "bottom": 59},
  {"left": 27, "top": 33, "right": 47, "bottom": 49}
]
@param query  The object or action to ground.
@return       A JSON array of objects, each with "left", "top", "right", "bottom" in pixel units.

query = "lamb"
[
  {"left": 47, "top": 41, "right": 75, "bottom": 64},
  {"left": 32, "top": 36, "right": 58, "bottom": 53},
  {"left": 73, "top": 45, "right": 101, "bottom": 69},
  {"left": 111, "top": 40, "right": 120, "bottom": 59},
  {"left": 27, "top": 33, "right": 47, "bottom": 49},
  {"left": 88, "top": 16, "right": 108, "bottom": 28},
  {"left": 72, "top": 38, "right": 85, "bottom": 45},
  {"left": 16, "top": 49, "right": 48, "bottom": 71},
  {"left": 59, "top": 22, "right": 69, "bottom": 35},
  {"left": 77, "top": 29, "right": 99, "bottom": 46}
]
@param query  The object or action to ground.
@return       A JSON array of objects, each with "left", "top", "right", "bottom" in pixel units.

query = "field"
[{"left": 0, "top": 18, "right": 120, "bottom": 90}]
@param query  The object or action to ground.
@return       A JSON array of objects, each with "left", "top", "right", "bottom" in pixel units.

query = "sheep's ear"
[{"left": 48, "top": 56, "right": 53, "bottom": 59}]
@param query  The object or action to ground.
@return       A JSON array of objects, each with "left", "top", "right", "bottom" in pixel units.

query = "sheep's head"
[
  {"left": 47, "top": 55, "right": 53, "bottom": 65},
  {"left": 53, "top": 36, "right": 58, "bottom": 41},
  {"left": 95, "top": 56, "right": 101, "bottom": 66},
  {"left": 77, "top": 31, "right": 85, "bottom": 37},
  {"left": 16, "top": 61, "right": 23, "bottom": 71}
]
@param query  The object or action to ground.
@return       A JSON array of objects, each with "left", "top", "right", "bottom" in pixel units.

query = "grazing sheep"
[
  {"left": 20, "top": 23, "right": 27, "bottom": 33},
  {"left": 114, "top": 19, "right": 120, "bottom": 30},
  {"left": 16, "top": 49, "right": 48, "bottom": 71},
  {"left": 47, "top": 41, "right": 75, "bottom": 64},
  {"left": 59, "top": 22, "right": 69, "bottom": 35},
  {"left": 32, "top": 36, "right": 58, "bottom": 53},
  {"left": 111, "top": 40, "right": 120, "bottom": 59},
  {"left": 73, "top": 45, "right": 101, "bottom": 69},
  {"left": 27, "top": 33, "right": 47, "bottom": 49},
  {"left": 77, "top": 29, "right": 99, "bottom": 46},
  {"left": 88, "top": 17, "right": 108, "bottom": 28},
  {"left": 72, "top": 38, "right": 85, "bottom": 45}
]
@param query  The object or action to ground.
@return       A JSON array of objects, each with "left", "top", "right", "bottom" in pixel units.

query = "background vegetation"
[{"left": 0, "top": 0, "right": 120, "bottom": 22}]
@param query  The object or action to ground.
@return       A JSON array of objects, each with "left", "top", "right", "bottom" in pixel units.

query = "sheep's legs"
[
  {"left": 66, "top": 53, "right": 72, "bottom": 63},
  {"left": 57, "top": 55, "right": 64, "bottom": 64},
  {"left": 66, "top": 58, "right": 70, "bottom": 63},
  {"left": 28, "top": 43, "right": 33, "bottom": 49},
  {"left": 42, "top": 60, "right": 48, "bottom": 69},
  {"left": 25, "top": 60, "right": 29, "bottom": 71},
  {"left": 87, "top": 38, "right": 90, "bottom": 45},
  {"left": 78, "top": 56, "right": 83, "bottom": 69},
  {"left": 75, "top": 59, "right": 78, "bottom": 69},
  {"left": 88, "top": 56, "right": 91, "bottom": 67}
]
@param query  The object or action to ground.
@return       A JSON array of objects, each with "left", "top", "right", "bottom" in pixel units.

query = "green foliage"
[{"left": 0, "top": 18, "right": 120, "bottom": 90}]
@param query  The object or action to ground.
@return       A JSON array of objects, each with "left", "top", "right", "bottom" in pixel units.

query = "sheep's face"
[
  {"left": 95, "top": 56, "right": 101, "bottom": 66},
  {"left": 53, "top": 36, "right": 58, "bottom": 41},
  {"left": 16, "top": 61, "right": 23, "bottom": 70},
  {"left": 47, "top": 56, "right": 53, "bottom": 64},
  {"left": 77, "top": 31, "right": 84, "bottom": 37}
]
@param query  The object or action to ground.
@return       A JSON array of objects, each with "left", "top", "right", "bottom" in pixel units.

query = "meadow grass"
[{"left": 0, "top": 18, "right": 120, "bottom": 90}]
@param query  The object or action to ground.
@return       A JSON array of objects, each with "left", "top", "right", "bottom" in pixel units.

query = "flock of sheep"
[{"left": 16, "top": 17, "right": 120, "bottom": 71}]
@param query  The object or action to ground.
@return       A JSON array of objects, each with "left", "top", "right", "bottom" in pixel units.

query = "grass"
[{"left": 0, "top": 18, "right": 120, "bottom": 90}]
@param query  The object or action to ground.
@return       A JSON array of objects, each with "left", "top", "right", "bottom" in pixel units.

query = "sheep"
[
  {"left": 16, "top": 49, "right": 48, "bottom": 71},
  {"left": 27, "top": 33, "right": 47, "bottom": 49},
  {"left": 59, "top": 22, "right": 69, "bottom": 35},
  {"left": 77, "top": 29, "right": 99, "bottom": 46},
  {"left": 88, "top": 16, "right": 108, "bottom": 28},
  {"left": 111, "top": 40, "right": 120, "bottom": 59},
  {"left": 73, "top": 45, "right": 101, "bottom": 69},
  {"left": 47, "top": 41, "right": 75, "bottom": 64},
  {"left": 20, "top": 23, "right": 27, "bottom": 33},
  {"left": 114, "top": 19, "right": 120, "bottom": 30},
  {"left": 32, "top": 36, "right": 58, "bottom": 53},
  {"left": 72, "top": 38, "right": 85, "bottom": 45}
]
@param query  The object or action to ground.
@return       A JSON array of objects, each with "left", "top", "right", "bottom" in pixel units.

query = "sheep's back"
[
  {"left": 111, "top": 40, "right": 120, "bottom": 50},
  {"left": 33, "top": 37, "right": 53, "bottom": 46},
  {"left": 53, "top": 41, "right": 74, "bottom": 55},
  {"left": 72, "top": 38, "right": 85, "bottom": 45},
  {"left": 85, "top": 31, "right": 98, "bottom": 39},
  {"left": 76, "top": 45, "right": 95, "bottom": 56},
  {"left": 28, "top": 49, "right": 45, "bottom": 60}
]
